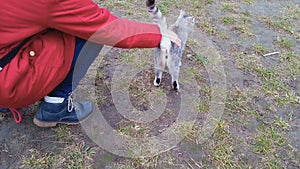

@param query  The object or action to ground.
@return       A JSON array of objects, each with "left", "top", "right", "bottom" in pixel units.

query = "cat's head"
[{"left": 174, "top": 10, "right": 195, "bottom": 31}]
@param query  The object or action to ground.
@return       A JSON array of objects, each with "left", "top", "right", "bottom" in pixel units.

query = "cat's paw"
[
  {"left": 172, "top": 81, "right": 180, "bottom": 91},
  {"left": 153, "top": 78, "right": 161, "bottom": 87}
]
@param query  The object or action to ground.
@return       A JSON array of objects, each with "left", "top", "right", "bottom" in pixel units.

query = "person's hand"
[
  {"left": 161, "top": 29, "right": 181, "bottom": 48},
  {"left": 158, "top": 25, "right": 181, "bottom": 50}
]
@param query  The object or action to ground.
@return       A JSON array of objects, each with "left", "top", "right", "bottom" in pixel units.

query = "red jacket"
[{"left": 0, "top": 0, "right": 162, "bottom": 108}]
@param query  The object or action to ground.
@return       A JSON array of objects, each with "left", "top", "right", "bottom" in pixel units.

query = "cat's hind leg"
[
  {"left": 153, "top": 48, "right": 166, "bottom": 87},
  {"left": 154, "top": 68, "right": 163, "bottom": 86},
  {"left": 171, "top": 71, "right": 180, "bottom": 91}
]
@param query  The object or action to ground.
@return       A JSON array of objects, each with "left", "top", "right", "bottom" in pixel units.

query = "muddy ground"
[{"left": 1, "top": 0, "right": 299, "bottom": 169}]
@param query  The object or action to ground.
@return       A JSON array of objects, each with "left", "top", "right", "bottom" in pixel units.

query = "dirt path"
[{"left": 1, "top": 0, "right": 299, "bottom": 169}]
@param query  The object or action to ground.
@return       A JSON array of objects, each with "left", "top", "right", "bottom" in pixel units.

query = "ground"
[{"left": 0, "top": 0, "right": 299, "bottom": 169}]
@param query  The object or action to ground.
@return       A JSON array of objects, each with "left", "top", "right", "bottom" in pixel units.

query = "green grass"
[
  {"left": 235, "top": 48, "right": 299, "bottom": 108},
  {"left": 275, "top": 37, "right": 294, "bottom": 48},
  {"left": 202, "top": 19, "right": 216, "bottom": 35},
  {"left": 175, "top": 121, "right": 199, "bottom": 142},
  {"left": 22, "top": 141, "right": 96, "bottom": 169},
  {"left": 107, "top": 153, "right": 184, "bottom": 169},
  {"left": 280, "top": 52, "right": 296, "bottom": 61},
  {"left": 225, "top": 88, "right": 250, "bottom": 114},
  {"left": 118, "top": 120, "right": 149, "bottom": 138},
  {"left": 243, "top": 0, "right": 254, "bottom": 4},
  {"left": 272, "top": 18, "right": 293, "bottom": 33},
  {"left": 121, "top": 53, "right": 134, "bottom": 62},
  {"left": 206, "top": 121, "right": 243, "bottom": 168},
  {"left": 53, "top": 125, "right": 73, "bottom": 142},
  {"left": 253, "top": 124, "right": 286, "bottom": 154},
  {"left": 273, "top": 116, "right": 289, "bottom": 130},
  {"left": 224, "top": 87, "right": 256, "bottom": 129},
  {"left": 262, "top": 157, "right": 282, "bottom": 169},
  {"left": 22, "top": 150, "right": 59, "bottom": 169},
  {"left": 67, "top": 143, "right": 96, "bottom": 169},
  {"left": 252, "top": 67, "right": 276, "bottom": 79},
  {"left": 233, "top": 25, "right": 254, "bottom": 36},
  {"left": 222, "top": 3, "right": 236, "bottom": 12},
  {"left": 195, "top": 54, "right": 208, "bottom": 65},
  {"left": 245, "top": 65, "right": 299, "bottom": 106},
  {"left": 221, "top": 16, "right": 236, "bottom": 25},
  {"left": 252, "top": 43, "right": 268, "bottom": 55},
  {"left": 157, "top": 1, "right": 171, "bottom": 15},
  {"left": 219, "top": 13, "right": 253, "bottom": 37},
  {"left": 262, "top": 14, "right": 300, "bottom": 40},
  {"left": 251, "top": 119, "right": 291, "bottom": 169},
  {"left": 217, "top": 31, "right": 229, "bottom": 39},
  {"left": 192, "top": 1, "right": 204, "bottom": 9},
  {"left": 242, "top": 10, "right": 251, "bottom": 16}
]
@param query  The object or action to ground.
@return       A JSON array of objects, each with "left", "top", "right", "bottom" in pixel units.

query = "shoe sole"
[{"left": 33, "top": 117, "right": 82, "bottom": 127}]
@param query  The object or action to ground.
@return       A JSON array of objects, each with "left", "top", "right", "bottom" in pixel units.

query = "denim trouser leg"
[{"left": 48, "top": 38, "right": 103, "bottom": 98}]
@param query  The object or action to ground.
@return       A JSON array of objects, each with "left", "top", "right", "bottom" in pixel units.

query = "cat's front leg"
[
  {"left": 171, "top": 78, "right": 180, "bottom": 91},
  {"left": 169, "top": 66, "right": 180, "bottom": 91},
  {"left": 168, "top": 56, "right": 180, "bottom": 91}
]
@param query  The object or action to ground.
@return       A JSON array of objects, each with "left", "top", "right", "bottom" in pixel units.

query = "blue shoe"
[
  {"left": 33, "top": 96, "right": 93, "bottom": 127},
  {"left": 0, "top": 108, "right": 10, "bottom": 114}
]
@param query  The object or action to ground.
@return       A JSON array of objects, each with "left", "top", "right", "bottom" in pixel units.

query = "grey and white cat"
[{"left": 146, "top": 0, "right": 195, "bottom": 90}]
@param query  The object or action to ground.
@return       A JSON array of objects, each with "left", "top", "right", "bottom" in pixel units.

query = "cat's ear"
[
  {"left": 175, "top": 10, "right": 186, "bottom": 26},
  {"left": 179, "top": 10, "right": 195, "bottom": 24},
  {"left": 179, "top": 10, "right": 186, "bottom": 16},
  {"left": 188, "top": 16, "right": 196, "bottom": 25}
]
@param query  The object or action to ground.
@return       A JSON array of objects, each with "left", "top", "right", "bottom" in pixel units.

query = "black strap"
[{"left": 0, "top": 36, "right": 33, "bottom": 71}]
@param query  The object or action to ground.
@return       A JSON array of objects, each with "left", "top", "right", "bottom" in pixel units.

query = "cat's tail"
[{"left": 146, "top": 0, "right": 167, "bottom": 29}]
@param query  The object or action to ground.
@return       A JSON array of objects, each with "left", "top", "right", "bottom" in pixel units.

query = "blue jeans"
[{"left": 48, "top": 38, "right": 103, "bottom": 98}]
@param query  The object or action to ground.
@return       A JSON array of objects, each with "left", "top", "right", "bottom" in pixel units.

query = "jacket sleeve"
[{"left": 48, "top": 0, "right": 162, "bottom": 48}]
